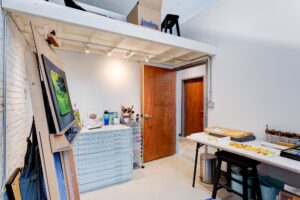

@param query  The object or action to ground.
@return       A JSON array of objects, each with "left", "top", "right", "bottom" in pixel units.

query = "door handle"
[{"left": 144, "top": 114, "right": 152, "bottom": 119}]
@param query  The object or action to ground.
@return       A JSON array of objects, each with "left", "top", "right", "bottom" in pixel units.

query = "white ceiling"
[{"left": 76, "top": 0, "right": 218, "bottom": 23}]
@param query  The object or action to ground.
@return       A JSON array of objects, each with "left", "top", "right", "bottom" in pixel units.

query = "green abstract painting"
[{"left": 50, "top": 70, "right": 71, "bottom": 116}]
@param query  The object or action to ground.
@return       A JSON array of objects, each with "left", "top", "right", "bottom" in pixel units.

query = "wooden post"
[{"left": 25, "top": 24, "right": 80, "bottom": 200}]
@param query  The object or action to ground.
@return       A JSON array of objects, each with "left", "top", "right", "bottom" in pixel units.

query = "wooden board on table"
[{"left": 205, "top": 127, "right": 253, "bottom": 139}]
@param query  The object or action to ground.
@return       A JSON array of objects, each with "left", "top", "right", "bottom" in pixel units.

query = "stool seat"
[
  {"left": 215, "top": 151, "right": 260, "bottom": 168},
  {"left": 212, "top": 151, "right": 262, "bottom": 200}
]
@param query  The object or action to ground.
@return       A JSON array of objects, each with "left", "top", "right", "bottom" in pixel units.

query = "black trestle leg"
[
  {"left": 253, "top": 168, "right": 262, "bottom": 200},
  {"left": 212, "top": 159, "right": 222, "bottom": 199},
  {"left": 192, "top": 143, "right": 201, "bottom": 187}
]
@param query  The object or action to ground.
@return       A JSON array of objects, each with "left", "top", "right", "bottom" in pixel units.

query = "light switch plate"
[{"left": 208, "top": 101, "right": 215, "bottom": 108}]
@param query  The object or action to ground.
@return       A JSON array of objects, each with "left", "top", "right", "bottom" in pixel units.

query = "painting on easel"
[{"left": 42, "top": 55, "right": 75, "bottom": 131}]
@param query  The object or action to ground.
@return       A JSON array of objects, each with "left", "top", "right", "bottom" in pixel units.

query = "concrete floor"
[{"left": 80, "top": 155, "right": 239, "bottom": 200}]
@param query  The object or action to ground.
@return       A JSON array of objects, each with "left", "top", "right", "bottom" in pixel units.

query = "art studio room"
[{"left": 0, "top": 0, "right": 300, "bottom": 200}]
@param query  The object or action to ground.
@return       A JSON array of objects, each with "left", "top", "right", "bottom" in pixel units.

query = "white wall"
[
  {"left": 181, "top": 0, "right": 300, "bottom": 187},
  {"left": 0, "top": 9, "right": 4, "bottom": 186},
  {"left": 0, "top": 10, "right": 33, "bottom": 187},
  {"left": 57, "top": 50, "right": 142, "bottom": 120},
  {"left": 182, "top": 0, "right": 300, "bottom": 139},
  {"left": 6, "top": 18, "right": 33, "bottom": 179}
]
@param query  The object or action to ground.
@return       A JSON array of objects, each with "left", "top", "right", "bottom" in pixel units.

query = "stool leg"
[
  {"left": 176, "top": 21, "right": 181, "bottom": 36},
  {"left": 164, "top": 20, "right": 168, "bottom": 33},
  {"left": 212, "top": 159, "right": 222, "bottom": 199},
  {"left": 253, "top": 167, "right": 262, "bottom": 200},
  {"left": 192, "top": 143, "right": 201, "bottom": 187},
  {"left": 169, "top": 27, "right": 172, "bottom": 34},
  {"left": 242, "top": 169, "right": 248, "bottom": 200},
  {"left": 226, "top": 163, "right": 231, "bottom": 190}
]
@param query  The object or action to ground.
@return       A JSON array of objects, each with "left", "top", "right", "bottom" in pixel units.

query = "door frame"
[{"left": 181, "top": 75, "right": 208, "bottom": 137}]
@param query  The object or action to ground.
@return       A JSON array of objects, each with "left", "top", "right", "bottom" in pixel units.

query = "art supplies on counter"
[
  {"left": 73, "top": 103, "right": 81, "bottom": 125},
  {"left": 229, "top": 141, "right": 278, "bottom": 156},
  {"left": 84, "top": 112, "right": 102, "bottom": 130},
  {"left": 121, "top": 105, "right": 134, "bottom": 123},
  {"left": 103, "top": 110, "right": 109, "bottom": 125},
  {"left": 280, "top": 147, "right": 300, "bottom": 161},
  {"left": 264, "top": 125, "right": 300, "bottom": 149}
]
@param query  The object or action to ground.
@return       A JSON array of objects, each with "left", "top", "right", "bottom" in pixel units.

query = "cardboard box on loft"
[{"left": 127, "top": 0, "right": 162, "bottom": 31}]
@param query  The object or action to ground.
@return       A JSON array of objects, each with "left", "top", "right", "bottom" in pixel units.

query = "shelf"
[{"left": 3, "top": 0, "right": 217, "bottom": 68}]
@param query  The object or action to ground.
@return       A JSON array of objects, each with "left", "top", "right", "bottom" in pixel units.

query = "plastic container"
[
  {"left": 231, "top": 165, "right": 254, "bottom": 198},
  {"left": 231, "top": 165, "right": 284, "bottom": 200},
  {"left": 103, "top": 110, "right": 109, "bottom": 125},
  {"left": 109, "top": 112, "right": 114, "bottom": 124},
  {"left": 259, "top": 176, "right": 284, "bottom": 200}
]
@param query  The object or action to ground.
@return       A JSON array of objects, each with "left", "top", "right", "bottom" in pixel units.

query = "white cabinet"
[{"left": 73, "top": 125, "right": 133, "bottom": 192}]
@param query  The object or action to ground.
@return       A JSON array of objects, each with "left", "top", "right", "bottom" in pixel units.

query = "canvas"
[
  {"left": 42, "top": 54, "right": 75, "bottom": 131},
  {"left": 50, "top": 70, "right": 71, "bottom": 116}
]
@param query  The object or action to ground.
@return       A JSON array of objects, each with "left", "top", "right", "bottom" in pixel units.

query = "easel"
[{"left": 24, "top": 24, "right": 80, "bottom": 200}]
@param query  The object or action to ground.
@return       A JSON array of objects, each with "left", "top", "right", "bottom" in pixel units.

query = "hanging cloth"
[{"left": 19, "top": 119, "right": 47, "bottom": 200}]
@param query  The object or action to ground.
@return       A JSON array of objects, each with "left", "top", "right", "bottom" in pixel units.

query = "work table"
[{"left": 188, "top": 133, "right": 300, "bottom": 174}]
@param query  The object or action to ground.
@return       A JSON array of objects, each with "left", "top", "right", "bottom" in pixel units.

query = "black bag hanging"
[{"left": 19, "top": 119, "right": 47, "bottom": 200}]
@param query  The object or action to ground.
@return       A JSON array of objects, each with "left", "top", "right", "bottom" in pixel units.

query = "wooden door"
[
  {"left": 183, "top": 78, "right": 204, "bottom": 136},
  {"left": 143, "top": 65, "right": 176, "bottom": 162}
]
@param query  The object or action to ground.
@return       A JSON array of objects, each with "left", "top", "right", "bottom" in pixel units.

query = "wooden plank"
[
  {"left": 62, "top": 149, "right": 80, "bottom": 200},
  {"left": 50, "top": 134, "right": 71, "bottom": 153},
  {"left": 28, "top": 24, "right": 80, "bottom": 200},
  {"left": 24, "top": 51, "right": 60, "bottom": 199},
  {"left": 31, "top": 23, "right": 61, "bottom": 133}
]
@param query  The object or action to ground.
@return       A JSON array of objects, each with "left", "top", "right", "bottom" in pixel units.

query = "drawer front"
[
  {"left": 79, "top": 173, "right": 132, "bottom": 193},
  {"left": 76, "top": 154, "right": 132, "bottom": 174},
  {"left": 73, "top": 130, "right": 132, "bottom": 156},
  {"left": 75, "top": 130, "right": 131, "bottom": 143},
  {"left": 73, "top": 139, "right": 131, "bottom": 156},
  {"left": 78, "top": 164, "right": 132, "bottom": 185}
]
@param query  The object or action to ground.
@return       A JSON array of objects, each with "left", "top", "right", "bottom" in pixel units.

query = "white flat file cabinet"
[{"left": 73, "top": 125, "right": 133, "bottom": 193}]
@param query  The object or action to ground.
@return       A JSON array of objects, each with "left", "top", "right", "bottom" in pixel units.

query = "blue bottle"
[{"left": 103, "top": 110, "right": 109, "bottom": 125}]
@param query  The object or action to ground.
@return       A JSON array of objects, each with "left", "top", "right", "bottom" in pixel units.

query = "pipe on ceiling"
[{"left": 1, "top": 11, "right": 8, "bottom": 190}]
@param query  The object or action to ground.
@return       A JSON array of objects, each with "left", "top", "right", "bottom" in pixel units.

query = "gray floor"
[{"left": 81, "top": 138, "right": 239, "bottom": 200}]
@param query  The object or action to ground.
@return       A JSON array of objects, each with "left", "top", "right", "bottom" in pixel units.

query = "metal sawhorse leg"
[{"left": 192, "top": 142, "right": 203, "bottom": 187}]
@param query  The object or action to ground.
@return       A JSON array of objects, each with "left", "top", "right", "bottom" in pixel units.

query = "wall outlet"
[{"left": 208, "top": 101, "right": 215, "bottom": 108}]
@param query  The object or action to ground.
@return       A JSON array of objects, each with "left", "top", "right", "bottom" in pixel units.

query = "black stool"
[
  {"left": 161, "top": 14, "right": 181, "bottom": 36},
  {"left": 212, "top": 151, "right": 262, "bottom": 200}
]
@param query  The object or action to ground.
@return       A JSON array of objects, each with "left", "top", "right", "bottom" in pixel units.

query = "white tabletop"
[
  {"left": 80, "top": 124, "right": 131, "bottom": 134},
  {"left": 187, "top": 133, "right": 300, "bottom": 174}
]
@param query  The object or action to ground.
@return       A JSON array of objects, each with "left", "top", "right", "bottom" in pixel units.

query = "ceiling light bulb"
[
  {"left": 145, "top": 54, "right": 149, "bottom": 62},
  {"left": 125, "top": 51, "right": 131, "bottom": 59},
  {"left": 84, "top": 43, "right": 90, "bottom": 54}
]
